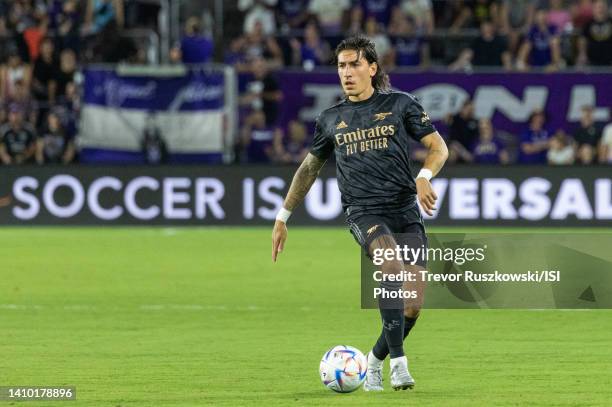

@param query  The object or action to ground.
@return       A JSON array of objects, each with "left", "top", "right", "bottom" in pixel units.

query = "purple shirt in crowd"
[
  {"left": 527, "top": 25, "right": 557, "bottom": 66},
  {"left": 519, "top": 128, "right": 550, "bottom": 164},
  {"left": 181, "top": 35, "right": 213, "bottom": 64},
  {"left": 472, "top": 139, "right": 504, "bottom": 164}
]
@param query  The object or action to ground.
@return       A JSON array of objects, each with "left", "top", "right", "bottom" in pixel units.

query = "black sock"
[
  {"left": 372, "top": 316, "right": 418, "bottom": 360},
  {"left": 378, "top": 308, "right": 405, "bottom": 358}
]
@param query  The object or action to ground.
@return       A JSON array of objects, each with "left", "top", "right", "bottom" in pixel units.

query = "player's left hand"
[{"left": 416, "top": 178, "right": 437, "bottom": 216}]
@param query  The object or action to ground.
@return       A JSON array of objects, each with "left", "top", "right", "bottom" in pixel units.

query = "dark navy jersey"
[{"left": 310, "top": 89, "right": 436, "bottom": 217}]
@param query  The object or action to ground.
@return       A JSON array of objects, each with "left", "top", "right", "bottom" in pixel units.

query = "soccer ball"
[{"left": 319, "top": 345, "right": 367, "bottom": 393}]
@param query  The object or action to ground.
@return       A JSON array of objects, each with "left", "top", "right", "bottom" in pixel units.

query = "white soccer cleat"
[
  {"left": 363, "top": 352, "right": 384, "bottom": 392},
  {"left": 390, "top": 356, "right": 415, "bottom": 391}
]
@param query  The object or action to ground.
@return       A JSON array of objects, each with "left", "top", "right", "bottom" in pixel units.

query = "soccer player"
[{"left": 271, "top": 36, "right": 448, "bottom": 391}]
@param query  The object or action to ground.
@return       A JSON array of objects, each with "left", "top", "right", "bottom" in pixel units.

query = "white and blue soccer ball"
[{"left": 319, "top": 345, "right": 367, "bottom": 393}]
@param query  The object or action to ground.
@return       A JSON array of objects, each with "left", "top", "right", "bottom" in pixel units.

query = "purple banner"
[
  {"left": 84, "top": 67, "right": 225, "bottom": 111},
  {"left": 277, "top": 71, "right": 611, "bottom": 136}
]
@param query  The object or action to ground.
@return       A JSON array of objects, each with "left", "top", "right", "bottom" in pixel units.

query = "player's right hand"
[
  {"left": 272, "top": 220, "right": 288, "bottom": 262},
  {"left": 416, "top": 178, "right": 437, "bottom": 216}
]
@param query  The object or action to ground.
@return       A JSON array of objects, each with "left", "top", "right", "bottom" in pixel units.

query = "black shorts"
[{"left": 346, "top": 203, "right": 428, "bottom": 267}]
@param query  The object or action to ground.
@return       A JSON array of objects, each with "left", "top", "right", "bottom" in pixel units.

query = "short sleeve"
[
  {"left": 309, "top": 115, "right": 334, "bottom": 159},
  {"left": 402, "top": 96, "right": 436, "bottom": 141}
]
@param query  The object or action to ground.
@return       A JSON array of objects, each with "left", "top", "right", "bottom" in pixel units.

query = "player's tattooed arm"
[
  {"left": 272, "top": 153, "right": 326, "bottom": 262},
  {"left": 283, "top": 153, "right": 327, "bottom": 211},
  {"left": 420, "top": 132, "right": 448, "bottom": 176},
  {"left": 417, "top": 132, "right": 448, "bottom": 216}
]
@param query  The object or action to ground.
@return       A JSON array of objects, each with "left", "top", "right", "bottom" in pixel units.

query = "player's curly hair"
[{"left": 334, "top": 36, "right": 390, "bottom": 92}]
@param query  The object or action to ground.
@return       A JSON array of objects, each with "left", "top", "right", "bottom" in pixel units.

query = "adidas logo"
[{"left": 336, "top": 121, "right": 348, "bottom": 129}]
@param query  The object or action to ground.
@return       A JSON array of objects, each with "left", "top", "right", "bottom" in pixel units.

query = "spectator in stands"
[
  {"left": 577, "top": 0, "right": 612, "bottom": 67},
  {"left": 572, "top": 105, "right": 601, "bottom": 165},
  {"left": 2, "top": 79, "right": 38, "bottom": 126},
  {"left": 519, "top": 109, "right": 550, "bottom": 164},
  {"left": 345, "top": 4, "right": 365, "bottom": 35},
  {"left": 241, "top": 57, "right": 283, "bottom": 126},
  {"left": 388, "top": 6, "right": 406, "bottom": 35},
  {"left": 471, "top": 0, "right": 501, "bottom": 28},
  {"left": 23, "top": 12, "right": 48, "bottom": 62},
  {"left": 6, "top": 0, "right": 38, "bottom": 61},
  {"left": 499, "top": 0, "right": 535, "bottom": 53},
  {"left": 576, "top": 141, "right": 595, "bottom": 164},
  {"left": 388, "top": 15, "right": 429, "bottom": 69},
  {"left": 32, "top": 37, "right": 58, "bottom": 107},
  {"left": 547, "top": 129, "right": 575, "bottom": 165},
  {"left": 517, "top": 8, "right": 561, "bottom": 71},
  {"left": 237, "top": 20, "right": 284, "bottom": 68},
  {"left": 570, "top": 0, "right": 594, "bottom": 30},
  {"left": 0, "top": 51, "right": 31, "bottom": 100},
  {"left": 397, "top": 0, "right": 434, "bottom": 34},
  {"left": 449, "top": 0, "right": 500, "bottom": 32},
  {"left": 290, "top": 21, "right": 331, "bottom": 69},
  {"left": 0, "top": 2, "right": 7, "bottom": 37},
  {"left": 471, "top": 118, "right": 509, "bottom": 164},
  {"left": 272, "top": 119, "right": 310, "bottom": 163},
  {"left": 36, "top": 110, "right": 74, "bottom": 164},
  {"left": 449, "top": 20, "right": 512, "bottom": 71},
  {"left": 56, "top": 81, "right": 80, "bottom": 137},
  {"left": 446, "top": 99, "right": 479, "bottom": 163},
  {"left": 364, "top": 16, "right": 392, "bottom": 65},
  {"left": 172, "top": 16, "right": 213, "bottom": 64},
  {"left": 141, "top": 113, "right": 167, "bottom": 165},
  {"left": 546, "top": 0, "right": 572, "bottom": 32},
  {"left": 224, "top": 39, "right": 250, "bottom": 72},
  {"left": 51, "top": 0, "right": 81, "bottom": 53},
  {"left": 354, "top": 0, "right": 398, "bottom": 27},
  {"left": 55, "top": 49, "right": 77, "bottom": 100},
  {"left": 276, "top": 0, "right": 311, "bottom": 32},
  {"left": 599, "top": 122, "right": 612, "bottom": 164},
  {"left": 0, "top": 104, "right": 37, "bottom": 164},
  {"left": 84, "top": 0, "right": 124, "bottom": 34},
  {"left": 238, "top": 0, "right": 277, "bottom": 36},
  {"left": 240, "top": 109, "right": 281, "bottom": 163},
  {"left": 308, "top": 0, "right": 351, "bottom": 34}
]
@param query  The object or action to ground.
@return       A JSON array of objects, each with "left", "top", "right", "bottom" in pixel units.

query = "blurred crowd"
[
  {"left": 228, "top": 0, "right": 612, "bottom": 72},
  {"left": 0, "top": 0, "right": 159, "bottom": 164},
  {"left": 231, "top": 0, "right": 612, "bottom": 165},
  {"left": 431, "top": 100, "right": 612, "bottom": 165},
  {"left": 1, "top": 0, "right": 611, "bottom": 166}
]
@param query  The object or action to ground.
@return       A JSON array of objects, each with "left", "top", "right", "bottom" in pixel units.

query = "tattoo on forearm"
[{"left": 283, "top": 153, "right": 326, "bottom": 211}]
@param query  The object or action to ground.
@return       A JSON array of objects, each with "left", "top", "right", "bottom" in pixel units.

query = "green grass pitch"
[{"left": 1, "top": 227, "right": 611, "bottom": 406}]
